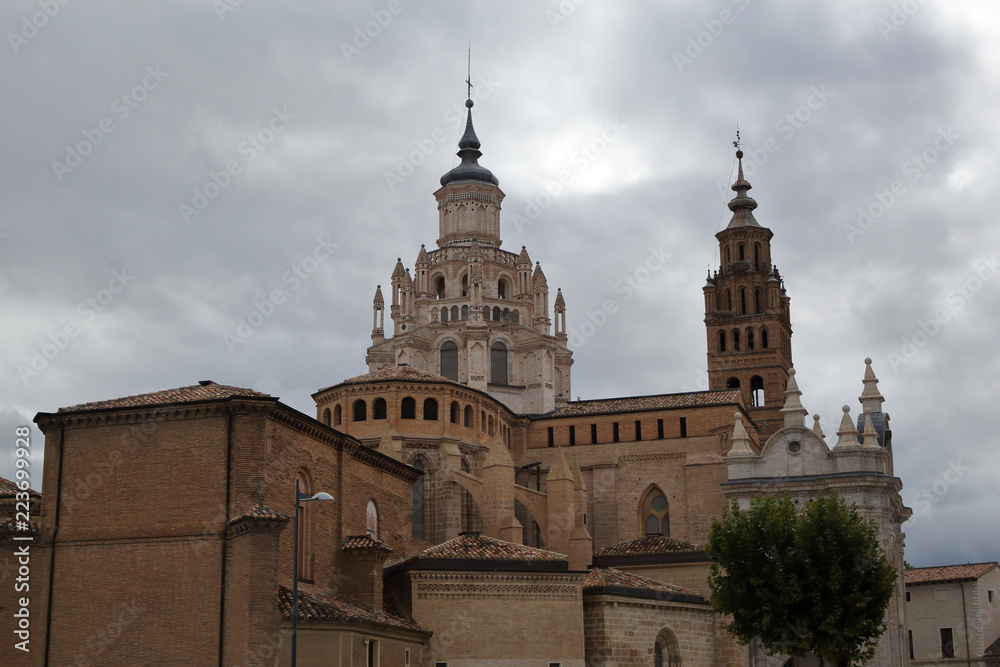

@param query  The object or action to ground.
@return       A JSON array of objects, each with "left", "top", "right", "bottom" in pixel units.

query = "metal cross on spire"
[
  {"left": 465, "top": 43, "right": 472, "bottom": 100},
  {"left": 733, "top": 127, "right": 742, "bottom": 151}
]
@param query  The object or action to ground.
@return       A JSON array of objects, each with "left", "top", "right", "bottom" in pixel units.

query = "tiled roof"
[
  {"left": 321, "top": 366, "right": 460, "bottom": 392},
  {"left": 343, "top": 535, "right": 392, "bottom": 552},
  {"left": 986, "top": 635, "right": 1000, "bottom": 660},
  {"left": 229, "top": 505, "right": 290, "bottom": 524},
  {"left": 905, "top": 562, "right": 999, "bottom": 585},
  {"left": 58, "top": 381, "right": 270, "bottom": 413},
  {"left": 0, "top": 476, "right": 39, "bottom": 497},
  {"left": 278, "top": 586, "right": 429, "bottom": 635},
  {"left": 547, "top": 390, "right": 743, "bottom": 418},
  {"left": 594, "top": 535, "right": 702, "bottom": 557},
  {"left": 583, "top": 566, "right": 708, "bottom": 605},
  {"left": 416, "top": 532, "right": 568, "bottom": 562}
]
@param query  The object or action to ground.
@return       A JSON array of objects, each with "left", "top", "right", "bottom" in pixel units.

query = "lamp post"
[{"left": 291, "top": 479, "right": 333, "bottom": 667}]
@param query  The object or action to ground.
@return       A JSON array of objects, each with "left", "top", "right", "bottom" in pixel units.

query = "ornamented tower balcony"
[{"left": 704, "top": 147, "right": 792, "bottom": 437}]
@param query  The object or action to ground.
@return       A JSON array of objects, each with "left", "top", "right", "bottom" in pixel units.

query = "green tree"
[{"left": 706, "top": 494, "right": 897, "bottom": 667}]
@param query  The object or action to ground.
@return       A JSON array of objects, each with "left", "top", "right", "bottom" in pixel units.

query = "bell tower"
[{"left": 704, "top": 145, "right": 792, "bottom": 436}]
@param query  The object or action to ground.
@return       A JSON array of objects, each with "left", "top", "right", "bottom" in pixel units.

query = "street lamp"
[{"left": 291, "top": 479, "right": 333, "bottom": 666}]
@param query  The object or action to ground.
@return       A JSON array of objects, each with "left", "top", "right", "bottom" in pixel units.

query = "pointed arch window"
[
  {"left": 366, "top": 500, "right": 379, "bottom": 539},
  {"left": 639, "top": 486, "right": 670, "bottom": 537},
  {"left": 411, "top": 458, "right": 426, "bottom": 540},
  {"left": 401, "top": 397, "right": 416, "bottom": 420},
  {"left": 461, "top": 273, "right": 468, "bottom": 297},
  {"left": 434, "top": 276, "right": 445, "bottom": 299},
  {"left": 373, "top": 398, "right": 387, "bottom": 420},
  {"left": 440, "top": 341, "right": 459, "bottom": 381},
  {"left": 717, "top": 330, "right": 726, "bottom": 352},
  {"left": 654, "top": 629, "right": 681, "bottom": 667},
  {"left": 490, "top": 341, "right": 509, "bottom": 385},
  {"left": 353, "top": 399, "right": 367, "bottom": 422},
  {"left": 423, "top": 398, "right": 438, "bottom": 420},
  {"left": 498, "top": 278, "right": 509, "bottom": 300}
]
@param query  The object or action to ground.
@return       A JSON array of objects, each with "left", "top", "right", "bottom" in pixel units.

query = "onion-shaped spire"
[
  {"left": 726, "top": 148, "right": 761, "bottom": 229},
  {"left": 440, "top": 98, "right": 499, "bottom": 186}
]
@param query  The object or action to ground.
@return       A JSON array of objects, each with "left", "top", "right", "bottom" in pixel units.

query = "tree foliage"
[{"left": 706, "top": 494, "right": 897, "bottom": 667}]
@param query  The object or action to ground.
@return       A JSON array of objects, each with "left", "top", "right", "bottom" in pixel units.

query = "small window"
[
  {"left": 761, "top": 326, "right": 769, "bottom": 349},
  {"left": 590, "top": 423, "right": 597, "bottom": 444},
  {"left": 334, "top": 404, "right": 342, "bottom": 426},
  {"left": 727, "top": 377, "right": 741, "bottom": 390},
  {"left": 434, "top": 276, "right": 445, "bottom": 299},
  {"left": 657, "top": 418, "right": 664, "bottom": 439},
  {"left": 569, "top": 425, "right": 576, "bottom": 446},
  {"left": 405, "top": 649, "right": 411, "bottom": 667},
  {"left": 732, "top": 329, "right": 741, "bottom": 351},
  {"left": 680, "top": 417, "right": 687, "bottom": 438},
  {"left": 488, "top": 415, "right": 494, "bottom": 436},
  {"left": 934, "top": 588, "right": 952, "bottom": 601},
  {"left": 740, "top": 287, "right": 746, "bottom": 315},
  {"left": 908, "top": 629, "right": 914, "bottom": 660},
  {"left": 746, "top": 327, "right": 754, "bottom": 350},
  {"left": 481, "top": 410, "right": 487, "bottom": 432},
  {"left": 612, "top": 422, "right": 619, "bottom": 443},
  {"left": 401, "top": 397, "right": 416, "bottom": 419},
  {"left": 423, "top": 398, "right": 438, "bottom": 420},
  {"left": 373, "top": 397, "right": 387, "bottom": 420},
  {"left": 547, "top": 426, "right": 554, "bottom": 447},
  {"left": 634, "top": 420, "right": 642, "bottom": 441},
  {"left": 549, "top": 663, "right": 562, "bottom": 667},
  {"left": 940, "top": 627, "right": 954, "bottom": 658},
  {"left": 464, "top": 405, "right": 473, "bottom": 427},
  {"left": 717, "top": 330, "right": 726, "bottom": 352},
  {"left": 366, "top": 500, "right": 379, "bottom": 539},
  {"left": 750, "top": 376, "right": 765, "bottom": 407},
  {"left": 353, "top": 399, "right": 367, "bottom": 422},
  {"left": 989, "top": 590, "right": 995, "bottom": 603},
  {"left": 498, "top": 278, "right": 509, "bottom": 300},
  {"left": 441, "top": 306, "right": 449, "bottom": 322},
  {"left": 322, "top": 408, "right": 331, "bottom": 426},
  {"left": 905, "top": 591, "right": 911, "bottom": 602},
  {"left": 440, "top": 341, "right": 459, "bottom": 381},
  {"left": 435, "top": 663, "right": 449, "bottom": 667},
  {"left": 450, "top": 401, "right": 459, "bottom": 424}
]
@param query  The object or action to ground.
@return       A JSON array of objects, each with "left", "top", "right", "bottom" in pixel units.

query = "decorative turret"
[
  {"left": 414, "top": 244, "right": 430, "bottom": 296},
  {"left": 400, "top": 269, "right": 415, "bottom": 323},
  {"left": 434, "top": 97, "right": 504, "bottom": 248},
  {"left": 833, "top": 405, "right": 861, "bottom": 450},
  {"left": 371, "top": 285, "right": 384, "bottom": 341},
  {"left": 554, "top": 288, "right": 567, "bottom": 339},
  {"left": 516, "top": 246, "right": 533, "bottom": 299},
  {"left": 726, "top": 412, "right": 755, "bottom": 457},
  {"left": 705, "top": 141, "right": 792, "bottom": 437},
  {"left": 780, "top": 368, "right": 808, "bottom": 428},
  {"left": 533, "top": 262, "right": 550, "bottom": 333}
]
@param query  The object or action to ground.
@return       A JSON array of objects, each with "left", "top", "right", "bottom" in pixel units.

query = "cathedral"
[{"left": 1, "top": 91, "right": 911, "bottom": 666}]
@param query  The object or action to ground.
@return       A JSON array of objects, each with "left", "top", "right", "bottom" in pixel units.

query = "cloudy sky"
[{"left": 2, "top": 1, "right": 998, "bottom": 568}]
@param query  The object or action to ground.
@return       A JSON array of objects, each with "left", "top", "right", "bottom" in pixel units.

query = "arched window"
[
  {"left": 732, "top": 329, "right": 741, "bottom": 351},
  {"left": 353, "top": 399, "right": 367, "bottom": 422},
  {"left": 639, "top": 486, "right": 670, "bottom": 537},
  {"left": 738, "top": 243, "right": 745, "bottom": 261},
  {"left": 373, "top": 398, "right": 387, "bottom": 420},
  {"left": 483, "top": 307, "right": 491, "bottom": 321},
  {"left": 401, "top": 397, "right": 416, "bottom": 419},
  {"left": 755, "top": 287, "right": 762, "bottom": 314},
  {"left": 481, "top": 410, "right": 487, "bottom": 433},
  {"left": 460, "top": 460, "right": 482, "bottom": 533},
  {"left": 725, "top": 289, "right": 732, "bottom": 311},
  {"left": 502, "top": 308, "right": 510, "bottom": 321},
  {"left": 411, "top": 458, "right": 426, "bottom": 540},
  {"left": 490, "top": 341, "right": 508, "bottom": 385},
  {"left": 451, "top": 305, "right": 459, "bottom": 321},
  {"left": 461, "top": 305, "right": 469, "bottom": 320},
  {"left": 761, "top": 326, "right": 769, "bottom": 349},
  {"left": 366, "top": 500, "right": 379, "bottom": 539},
  {"left": 441, "top": 306, "right": 449, "bottom": 322},
  {"left": 440, "top": 341, "right": 459, "bottom": 381},
  {"left": 296, "top": 471, "right": 312, "bottom": 580},
  {"left": 512, "top": 310, "right": 520, "bottom": 324},
  {"left": 727, "top": 377, "right": 741, "bottom": 389},
  {"left": 751, "top": 375, "right": 765, "bottom": 407},
  {"left": 322, "top": 408, "right": 331, "bottom": 426},
  {"left": 723, "top": 246, "right": 731, "bottom": 265},
  {"left": 754, "top": 243, "right": 761, "bottom": 270},
  {"left": 434, "top": 276, "right": 445, "bottom": 299},
  {"left": 740, "top": 288, "right": 746, "bottom": 315},
  {"left": 488, "top": 415, "right": 494, "bottom": 436},
  {"left": 461, "top": 274, "right": 468, "bottom": 297},
  {"left": 654, "top": 628, "right": 681, "bottom": 667},
  {"left": 498, "top": 278, "right": 509, "bottom": 300},
  {"left": 746, "top": 328, "right": 755, "bottom": 350},
  {"left": 333, "top": 404, "right": 342, "bottom": 426},
  {"left": 423, "top": 398, "right": 438, "bottom": 420},
  {"left": 493, "top": 306, "right": 501, "bottom": 321},
  {"left": 464, "top": 405, "right": 473, "bottom": 428},
  {"left": 717, "top": 330, "right": 726, "bottom": 352},
  {"left": 450, "top": 401, "right": 459, "bottom": 424}
]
